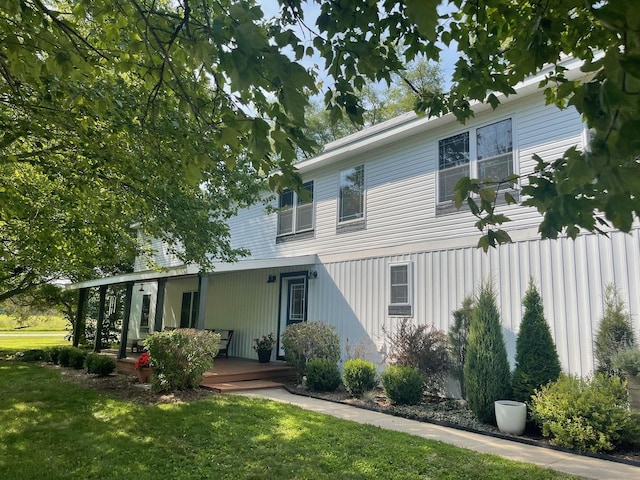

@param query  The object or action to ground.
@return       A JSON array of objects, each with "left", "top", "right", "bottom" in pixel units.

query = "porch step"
[
  {"left": 201, "top": 380, "right": 284, "bottom": 392},
  {"left": 201, "top": 363, "right": 297, "bottom": 384}
]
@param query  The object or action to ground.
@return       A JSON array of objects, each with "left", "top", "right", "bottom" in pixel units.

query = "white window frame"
[
  {"left": 437, "top": 118, "right": 515, "bottom": 205},
  {"left": 388, "top": 262, "right": 413, "bottom": 316},
  {"left": 338, "top": 164, "right": 365, "bottom": 224},
  {"left": 277, "top": 181, "right": 314, "bottom": 236}
]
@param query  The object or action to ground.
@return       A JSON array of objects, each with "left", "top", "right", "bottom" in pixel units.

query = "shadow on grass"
[{"left": 0, "top": 363, "right": 574, "bottom": 480}]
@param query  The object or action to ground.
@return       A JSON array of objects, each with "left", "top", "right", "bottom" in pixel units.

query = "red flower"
[{"left": 134, "top": 351, "right": 151, "bottom": 370}]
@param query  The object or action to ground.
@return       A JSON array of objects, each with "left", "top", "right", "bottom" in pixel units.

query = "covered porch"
[{"left": 69, "top": 255, "right": 318, "bottom": 361}]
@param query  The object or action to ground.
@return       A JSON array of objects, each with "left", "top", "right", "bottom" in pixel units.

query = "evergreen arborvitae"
[
  {"left": 594, "top": 284, "right": 636, "bottom": 373},
  {"left": 448, "top": 295, "right": 474, "bottom": 398},
  {"left": 512, "top": 279, "right": 561, "bottom": 403},
  {"left": 464, "top": 281, "right": 512, "bottom": 424}
]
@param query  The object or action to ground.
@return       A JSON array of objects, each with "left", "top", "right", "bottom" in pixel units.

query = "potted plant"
[
  {"left": 253, "top": 333, "right": 276, "bottom": 363},
  {"left": 134, "top": 351, "right": 153, "bottom": 383},
  {"left": 612, "top": 347, "right": 640, "bottom": 410}
]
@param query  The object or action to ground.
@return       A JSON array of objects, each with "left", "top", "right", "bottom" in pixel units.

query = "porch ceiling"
[{"left": 68, "top": 254, "right": 318, "bottom": 290}]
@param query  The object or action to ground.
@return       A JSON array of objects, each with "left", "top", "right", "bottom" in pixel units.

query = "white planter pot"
[{"left": 494, "top": 400, "right": 527, "bottom": 435}]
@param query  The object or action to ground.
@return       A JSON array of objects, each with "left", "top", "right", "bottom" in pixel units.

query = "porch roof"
[{"left": 68, "top": 255, "right": 318, "bottom": 290}]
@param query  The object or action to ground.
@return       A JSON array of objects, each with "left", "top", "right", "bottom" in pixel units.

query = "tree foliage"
[
  {"left": 511, "top": 280, "right": 561, "bottom": 403},
  {"left": 594, "top": 284, "right": 636, "bottom": 373},
  {"left": 302, "top": 59, "right": 443, "bottom": 154},
  {"left": 1, "top": 0, "right": 317, "bottom": 300},
  {"left": 278, "top": 0, "right": 640, "bottom": 248},
  {"left": 448, "top": 295, "right": 473, "bottom": 398},
  {"left": 464, "top": 281, "right": 512, "bottom": 424},
  {"left": 4, "top": 0, "right": 639, "bottom": 300}
]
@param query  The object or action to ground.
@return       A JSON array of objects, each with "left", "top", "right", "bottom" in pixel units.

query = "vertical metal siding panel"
[{"left": 626, "top": 230, "right": 640, "bottom": 328}]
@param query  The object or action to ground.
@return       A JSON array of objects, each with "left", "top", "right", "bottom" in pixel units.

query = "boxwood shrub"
[
  {"left": 381, "top": 365, "right": 423, "bottom": 405},
  {"left": 342, "top": 358, "right": 377, "bottom": 396},
  {"left": 306, "top": 358, "right": 341, "bottom": 392},
  {"left": 85, "top": 353, "right": 116, "bottom": 376}
]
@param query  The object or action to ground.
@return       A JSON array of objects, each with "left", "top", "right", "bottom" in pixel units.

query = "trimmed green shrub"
[
  {"left": 58, "top": 346, "right": 75, "bottom": 367},
  {"left": 46, "top": 346, "right": 63, "bottom": 364},
  {"left": 512, "top": 280, "right": 561, "bottom": 403},
  {"left": 342, "top": 358, "right": 377, "bottom": 395},
  {"left": 594, "top": 284, "right": 636, "bottom": 373},
  {"left": 143, "top": 328, "right": 220, "bottom": 392},
  {"left": 385, "top": 319, "right": 449, "bottom": 396},
  {"left": 68, "top": 348, "right": 88, "bottom": 369},
  {"left": 306, "top": 358, "right": 341, "bottom": 392},
  {"left": 531, "top": 373, "right": 640, "bottom": 452},
  {"left": 85, "top": 353, "right": 116, "bottom": 376},
  {"left": 464, "top": 281, "right": 512, "bottom": 424},
  {"left": 281, "top": 321, "right": 341, "bottom": 380},
  {"left": 15, "top": 349, "right": 46, "bottom": 362},
  {"left": 612, "top": 347, "right": 640, "bottom": 377},
  {"left": 381, "top": 365, "right": 424, "bottom": 405},
  {"left": 448, "top": 296, "right": 473, "bottom": 398}
]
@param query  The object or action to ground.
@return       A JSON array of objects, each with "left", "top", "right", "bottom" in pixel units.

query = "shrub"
[
  {"left": 46, "top": 346, "right": 63, "bottom": 364},
  {"left": 68, "top": 348, "right": 88, "bottom": 369},
  {"left": 306, "top": 358, "right": 341, "bottom": 392},
  {"left": 281, "top": 321, "right": 341, "bottom": 379},
  {"left": 531, "top": 373, "right": 640, "bottom": 452},
  {"left": 612, "top": 348, "right": 640, "bottom": 377},
  {"left": 594, "top": 284, "right": 636, "bottom": 373},
  {"left": 85, "top": 353, "right": 116, "bottom": 376},
  {"left": 448, "top": 296, "right": 473, "bottom": 398},
  {"left": 143, "top": 329, "right": 220, "bottom": 392},
  {"left": 15, "top": 349, "right": 46, "bottom": 362},
  {"left": 342, "top": 358, "right": 377, "bottom": 396},
  {"left": 58, "top": 346, "right": 75, "bottom": 367},
  {"left": 381, "top": 365, "right": 424, "bottom": 405},
  {"left": 512, "top": 280, "right": 561, "bottom": 403},
  {"left": 464, "top": 281, "right": 512, "bottom": 424},
  {"left": 385, "top": 319, "right": 449, "bottom": 396}
]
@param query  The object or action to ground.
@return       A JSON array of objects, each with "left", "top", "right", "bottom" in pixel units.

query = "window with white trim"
[
  {"left": 438, "top": 118, "right": 514, "bottom": 203},
  {"left": 388, "top": 263, "right": 413, "bottom": 316},
  {"left": 339, "top": 165, "right": 365, "bottom": 223},
  {"left": 277, "top": 181, "right": 314, "bottom": 236}
]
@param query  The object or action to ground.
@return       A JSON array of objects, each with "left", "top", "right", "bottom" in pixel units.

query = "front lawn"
[
  {"left": 0, "top": 362, "right": 575, "bottom": 480},
  {"left": 0, "top": 334, "right": 69, "bottom": 358}
]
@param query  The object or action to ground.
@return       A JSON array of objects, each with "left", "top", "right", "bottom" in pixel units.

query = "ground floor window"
[{"left": 388, "top": 263, "right": 413, "bottom": 316}]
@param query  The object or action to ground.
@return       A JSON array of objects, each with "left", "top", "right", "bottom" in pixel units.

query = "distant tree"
[
  {"left": 464, "top": 281, "right": 512, "bottom": 424},
  {"left": 512, "top": 280, "right": 561, "bottom": 403},
  {"left": 302, "top": 59, "right": 443, "bottom": 155},
  {"left": 594, "top": 285, "right": 636, "bottom": 373},
  {"left": 448, "top": 295, "right": 474, "bottom": 398}
]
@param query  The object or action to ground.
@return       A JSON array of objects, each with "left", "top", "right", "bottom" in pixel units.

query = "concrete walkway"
[{"left": 238, "top": 388, "right": 639, "bottom": 480}]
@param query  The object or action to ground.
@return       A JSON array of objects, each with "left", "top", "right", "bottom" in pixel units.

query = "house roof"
[
  {"left": 69, "top": 254, "right": 318, "bottom": 289},
  {"left": 296, "top": 56, "right": 588, "bottom": 175}
]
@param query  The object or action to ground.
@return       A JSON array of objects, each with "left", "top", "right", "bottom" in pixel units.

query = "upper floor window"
[
  {"left": 277, "top": 181, "right": 314, "bottom": 236},
  {"left": 438, "top": 118, "right": 513, "bottom": 203},
  {"left": 339, "top": 165, "right": 365, "bottom": 223}
]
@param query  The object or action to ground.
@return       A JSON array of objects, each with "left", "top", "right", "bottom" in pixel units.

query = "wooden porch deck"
[{"left": 110, "top": 351, "right": 296, "bottom": 392}]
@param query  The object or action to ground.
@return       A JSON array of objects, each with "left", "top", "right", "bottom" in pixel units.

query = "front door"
[{"left": 278, "top": 274, "right": 308, "bottom": 357}]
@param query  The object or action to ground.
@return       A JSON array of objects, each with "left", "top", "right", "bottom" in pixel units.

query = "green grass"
[
  {"left": 0, "top": 314, "right": 69, "bottom": 331},
  {"left": 0, "top": 334, "right": 69, "bottom": 359},
  {"left": 0, "top": 362, "right": 577, "bottom": 480}
]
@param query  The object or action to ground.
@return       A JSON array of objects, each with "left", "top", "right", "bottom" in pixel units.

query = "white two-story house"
[{"left": 74, "top": 60, "right": 640, "bottom": 377}]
